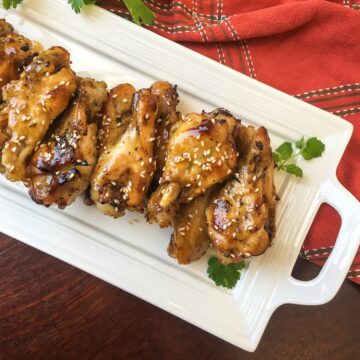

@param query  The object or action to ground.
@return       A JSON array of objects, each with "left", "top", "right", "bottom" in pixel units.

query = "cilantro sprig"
[
  {"left": 2, "top": 0, "right": 155, "bottom": 26},
  {"left": 2, "top": 0, "right": 23, "bottom": 8},
  {"left": 273, "top": 137, "right": 325, "bottom": 177},
  {"left": 123, "top": 0, "right": 155, "bottom": 25},
  {"left": 207, "top": 256, "right": 246, "bottom": 289},
  {"left": 67, "top": 0, "right": 96, "bottom": 14}
]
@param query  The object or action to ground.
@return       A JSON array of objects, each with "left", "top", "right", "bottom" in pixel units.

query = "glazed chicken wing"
[
  {"left": 0, "top": 19, "right": 41, "bottom": 170},
  {"left": 206, "top": 125, "right": 276, "bottom": 264},
  {"left": 0, "top": 104, "right": 8, "bottom": 172},
  {"left": 168, "top": 190, "right": 214, "bottom": 264},
  {"left": 146, "top": 108, "right": 239, "bottom": 228},
  {"left": 91, "top": 86, "right": 158, "bottom": 217},
  {"left": 0, "top": 19, "right": 41, "bottom": 92},
  {"left": 26, "top": 78, "right": 107, "bottom": 208},
  {"left": 1, "top": 46, "right": 77, "bottom": 181},
  {"left": 97, "top": 83, "right": 135, "bottom": 155},
  {"left": 150, "top": 81, "right": 179, "bottom": 183}
]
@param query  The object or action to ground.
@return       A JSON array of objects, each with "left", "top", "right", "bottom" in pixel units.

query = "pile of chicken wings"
[{"left": 0, "top": 20, "right": 277, "bottom": 265}]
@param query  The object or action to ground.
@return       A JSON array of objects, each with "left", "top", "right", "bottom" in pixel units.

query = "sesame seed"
[
  {"left": 252, "top": 175, "right": 257, "bottom": 181},
  {"left": 112, "top": 93, "right": 118, "bottom": 98},
  {"left": 122, "top": 98, "right": 128, "bottom": 103},
  {"left": 255, "top": 188, "right": 259, "bottom": 192}
]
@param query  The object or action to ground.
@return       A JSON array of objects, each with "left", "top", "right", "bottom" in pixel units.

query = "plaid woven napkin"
[{"left": 98, "top": 0, "right": 360, "bottom": 284}]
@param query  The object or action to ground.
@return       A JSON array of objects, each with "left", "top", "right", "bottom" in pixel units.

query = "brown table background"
[{"left": 0, "top": 232, "right": 359, "bottom": 360}]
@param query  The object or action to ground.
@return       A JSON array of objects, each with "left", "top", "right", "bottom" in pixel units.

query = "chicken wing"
[
  {"left": 0, "top": 20, "right": 41, "bottom": 169},
  {"left": 150, "top": 81, "right": 179, "bottom": 183},
  {"left": 26, "top": 78, "right": 107, "bottom": 208},
  {"left": 206, "top": 125, "right": 276, "bottom": 264},
  {"left": 91, "top": 87, "right": 158, "bottom": 217},
  {"left": 0, "top": 104, "right": 8, "bottom": 172},
  {"left": 0, "top": 19, "right": 41, "bottom": 91},
  {"left": 168, "top": 190, "right": 214, "bottom": 264},
  {"left": 146, "top": 108, "right": 239, "bottom": 228},
  {"left": 1, "top": 46, "right": 77, "bottom": 181}
]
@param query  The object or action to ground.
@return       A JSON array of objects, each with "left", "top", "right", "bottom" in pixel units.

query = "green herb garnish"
[
  {"left": 207, "top": 256, "right": 246, "bottom": 289},
  {"left": 2, "top": 0, "right": 23, "bottom": 9},
  {"left": 122, "top": 0, "right": 155, "bottom": 25},
  {"left": 273, "top": 137, "right": 325, "bottom": 177},
  {"left": 2, "top": 0, "right": 155, "bottom": 26},
  {"left": 68, "top": 0, "right": 96, "bottom": 14}
]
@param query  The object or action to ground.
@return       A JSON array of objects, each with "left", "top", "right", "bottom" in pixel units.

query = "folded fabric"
[{"left": 98, "top": 0, "right": 360, "bottom": 284}]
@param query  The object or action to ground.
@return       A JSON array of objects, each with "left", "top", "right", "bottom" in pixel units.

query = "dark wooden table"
[{"left": 0, "top": 232, "right": 359, "bottom": 360}]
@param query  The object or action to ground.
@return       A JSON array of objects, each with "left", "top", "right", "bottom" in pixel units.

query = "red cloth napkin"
[{"left": 99, "top": 0, "right": 360, "bottom": 284}]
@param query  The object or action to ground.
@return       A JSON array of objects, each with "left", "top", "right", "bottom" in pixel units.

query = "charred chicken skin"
[
  {"left": 146, "top": 108, "right": 240, "bottom": 228},
  {"left": 206, "top": 125, "right": 276, "bottom": 264},
  {"left": 91, "top": 86, "right": 158, "bottom": 218},
  {"left": 26, "top": 77, "right": 107, "bottom": 208},
  {"left": 1, "top": 46, "right": 77, "bottom": 181}
]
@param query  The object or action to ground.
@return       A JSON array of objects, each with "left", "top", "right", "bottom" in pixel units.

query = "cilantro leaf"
[
  {"left": 68, "top": 0, "right": 96, "bottom": 14},
  {"left": 274, "top": 142, "right": 293, "bottom": 161},
  {"left": 301, "top": 137, "right": 325, "bottom": 160},
  {"left": 283, "top": 164, "right": 303, "bottom": 177},
  {"left": 295, "top": 136, "right": 305, "bottom": 150},
  {"left": 207, "top": 256, "right": 246, "bottom": 289},
  {"left": 2, "top": 0, "right": 24, "bottom": 9},
  {"left": 274, "top": 136, "right": 325, "bottom": 178},
  {"left": 123, "top": 0, "right": 155, "bottom": 25},
  {"left": 273, "top": 151, "right": 281, "bottom": 164}
]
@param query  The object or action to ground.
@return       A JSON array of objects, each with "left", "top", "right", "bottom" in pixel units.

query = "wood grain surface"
[{"left": 0, "top": 232, "right": 359, "bottom": 360}]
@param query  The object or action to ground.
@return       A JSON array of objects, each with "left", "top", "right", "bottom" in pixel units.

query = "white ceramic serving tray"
[{"left": 1, "top": 0, "right": 359, "bottom": 352}]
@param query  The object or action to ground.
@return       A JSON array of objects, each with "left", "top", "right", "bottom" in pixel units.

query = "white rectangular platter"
[{"left": 1, "top": 0, "right": 359, "bottom": 352}]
